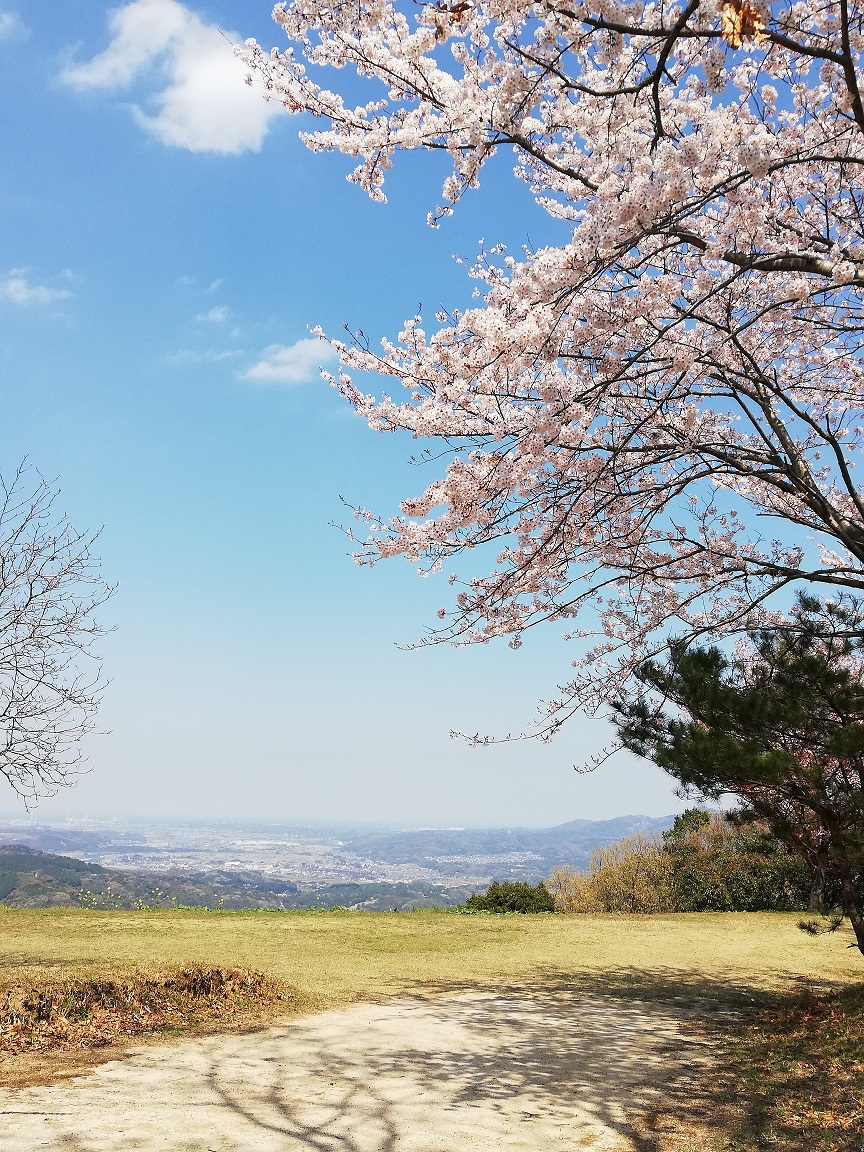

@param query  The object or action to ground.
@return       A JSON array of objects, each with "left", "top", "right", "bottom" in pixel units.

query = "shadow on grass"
[
  {"left": 713, "top": 982, "right": 864, "bottom": 1152},
  {"left": 404, "top": 964, "right": 788, "bottom": 1009},
  {"left": 501, "top": 968, "right": 864, "bottom": 1151}
]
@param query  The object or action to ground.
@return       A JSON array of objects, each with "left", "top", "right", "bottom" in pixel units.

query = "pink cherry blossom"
[{"left": 241, "top": 0, "right": 864, "bottom": 725}]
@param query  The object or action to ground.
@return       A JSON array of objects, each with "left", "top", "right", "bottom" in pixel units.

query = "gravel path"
[{"left": 0, "top": 985, "right": 717, "bottom": 1151}]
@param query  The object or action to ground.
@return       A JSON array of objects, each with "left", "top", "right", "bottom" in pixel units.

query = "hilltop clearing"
[{"left": 0, "top": 910, "right": 860, "bottom": 1150}]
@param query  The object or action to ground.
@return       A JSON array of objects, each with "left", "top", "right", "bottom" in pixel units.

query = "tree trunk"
[
  {"left": 840, "top": 873, "right": 864, "bottom": 956},
  {"left": 822, "top": 817, "right": 864, "bottom": 954},
  {"left": 808, "top": 872, "right": 825, "bottom": 913},
  {"left": 808, "top": 855, "right": 829, "bottom": 913}
]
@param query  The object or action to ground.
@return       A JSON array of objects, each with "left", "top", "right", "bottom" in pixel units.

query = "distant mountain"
[
  {"left": 337, "top": 814, "right": 676, "bottom": 880},
  {"left": 0, "top": 845, "right": 473, "bottom": 911},
  {"left": 0, "top": 813, "right": 678, "bottom": 892}
]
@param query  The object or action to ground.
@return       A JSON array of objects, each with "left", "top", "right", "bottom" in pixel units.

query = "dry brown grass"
[
  {"left": 0, "top": 965, "right": 290, "bottom": 1055},
  {"left": 0, "top": 958, "right": 301, "bottom": 1088}
]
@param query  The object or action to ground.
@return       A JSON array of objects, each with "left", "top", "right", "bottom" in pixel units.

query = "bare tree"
[{"left": 0, "top": 464, "right": 110, "bottom": 804}]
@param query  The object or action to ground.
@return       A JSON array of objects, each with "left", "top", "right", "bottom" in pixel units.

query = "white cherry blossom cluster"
[{"left": 242, "top": 0, "right": 864, "bottom": 719}]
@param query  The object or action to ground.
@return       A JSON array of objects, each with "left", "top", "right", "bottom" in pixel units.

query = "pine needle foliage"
[{"left": 611, "top": 596, "right": 864, "bottom": 951}]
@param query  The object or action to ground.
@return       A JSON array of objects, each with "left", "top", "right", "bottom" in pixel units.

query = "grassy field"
[
  {"left": 1, "top": 908, "right": 862, "bottom": 1149},
  {"left": 0, "top": 906, "right": 860, "bottom": 1001}
]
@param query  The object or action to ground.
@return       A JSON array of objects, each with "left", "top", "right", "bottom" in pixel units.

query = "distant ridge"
[
  {"left": 337, "top": 813, "right": 676, "bottom": 878},
  {"left": 550, "top": 814, "right": 673, "bottom": 833},
  {"left": 0, "top": 813, "right": 679, "bottom": 892}
]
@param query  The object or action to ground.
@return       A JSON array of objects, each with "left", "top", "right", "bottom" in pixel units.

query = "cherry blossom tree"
[
  {"left": 241, "top": 0, "right": 864, "bottom": 725},
  {"left": 0, "top": 465, "right": 110, "bottom": 804}
]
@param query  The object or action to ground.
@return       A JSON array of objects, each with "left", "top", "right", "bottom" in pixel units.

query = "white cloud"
[
  {"left": 63, "top": 0, "right": 284, "bottom": 154},
  {"left": 196, "top": 305, "right": 230, "bottom": 323},
  {"left": 242, "top": 339, "right": 337, "bottom": 385},
  {"left": 0, "top": 12, "right": 28, "bottom": 41},
  {"left": 1, "top": 273, "right": 72, "bottom": 305}
]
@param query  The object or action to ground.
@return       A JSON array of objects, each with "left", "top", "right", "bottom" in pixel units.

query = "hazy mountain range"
[
  {"left": 336, "top": 815, "right": 676, "bottom": 875},
  {"left": 0, "top": 814, "right": 677, "bottom": 910}
]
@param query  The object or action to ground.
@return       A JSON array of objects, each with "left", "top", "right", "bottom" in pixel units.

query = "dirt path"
[{"left": 0, "top": 985, "right": 719, "bottom": 1151}]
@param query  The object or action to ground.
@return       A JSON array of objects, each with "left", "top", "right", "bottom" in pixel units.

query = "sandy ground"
[{"left": 0, "top": 985, "right": 719, "bottom": 1152}]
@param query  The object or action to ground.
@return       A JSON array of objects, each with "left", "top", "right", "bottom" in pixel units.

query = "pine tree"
[{"left": 611, "top": 596, "right": 864, "bottom": 953}]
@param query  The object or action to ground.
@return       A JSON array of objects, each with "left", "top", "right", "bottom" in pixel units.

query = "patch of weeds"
[{"left": 0, "top": 966, "right": 292, "bottom": 1054}]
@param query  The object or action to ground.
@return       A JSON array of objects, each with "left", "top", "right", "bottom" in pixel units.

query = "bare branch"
[{"left": 0, "top": 464, "right": 111, "bottom": 804}]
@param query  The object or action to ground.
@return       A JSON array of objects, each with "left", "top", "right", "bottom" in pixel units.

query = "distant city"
[{"left": 0, "top": 814, "right": 676, "bottom": 909}]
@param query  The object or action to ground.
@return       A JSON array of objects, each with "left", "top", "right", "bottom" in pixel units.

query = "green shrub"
[
  {"left": 662, "top": 811, "right": 818, "bottom": 912},
  {"left": 460, "top": 880, "right": 556, "bottom": 913},
  {"left": 547, "top": 810, "right": 830, "bottom": 914}
]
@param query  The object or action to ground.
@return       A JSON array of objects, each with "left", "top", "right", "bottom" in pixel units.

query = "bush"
[
  {"left": 546, "top": 811, "right": 828, "bottom": 914},
  {"left": 460, "top": 880, "right": 556, "bottom": 913},
  {"left": 0, "top": 966, "right": 290, "bottom": 1054},
  {"left": 662, "top": 811, "right": 816, "bottom": 912},
  {"left": 547, "top": 834, "right": 675, "bottom": 913}
]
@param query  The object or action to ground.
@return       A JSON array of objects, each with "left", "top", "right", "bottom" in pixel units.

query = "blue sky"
[{"left": 0, "top": 0, "right": 687, "bottom": 826}]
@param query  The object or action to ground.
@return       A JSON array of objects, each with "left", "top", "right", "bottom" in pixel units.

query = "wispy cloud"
[
  {"left": 63, "top": 0, "right": 284, "bottom": 154},
  {"left": 196, "top": 304, "right": 230, "bottom": 323},
  {"left": 242, "top": 338, "right": 337, "bottom": 385},
  {"left": 0, "top": 12, "right": 28, "bottom": 41},
  {"left": 1, "top": 272, "right": 72, "bottom": 305},
  {"left": 171, "top": 347, "right": 244, "bottom": 364}
]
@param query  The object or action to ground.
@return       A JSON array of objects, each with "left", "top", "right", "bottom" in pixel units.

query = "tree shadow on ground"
[
  {"left": 482, "top": 966, "right": 863, "bottom": 1152},
  {"left": 202, "top": 969, "right": 776, "bottom": 1151},
  {"left": 5, "top": 967, "right": 862, "bottom": 1151}
]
